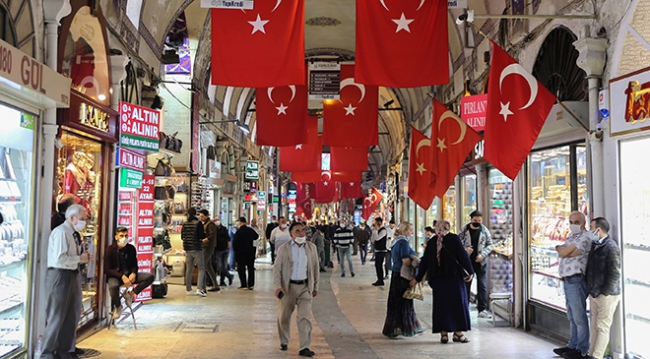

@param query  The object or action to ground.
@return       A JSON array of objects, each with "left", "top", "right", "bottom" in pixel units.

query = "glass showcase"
[
  {"left": 461, "top": 174, "right": 477, "bottom": 221},
  {"left": 443, "top": 185, "right": 456, "bottom": 233}
]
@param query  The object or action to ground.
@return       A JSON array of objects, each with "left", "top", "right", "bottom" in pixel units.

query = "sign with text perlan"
[
  {"left": 309, "top": 62, "right": 341, "bottom": 100},
  {"left": 245, "top": 160, "right": 259, "bottom": 180},
  {"left": 119, "top": 168, "right": 143, "bottom": 189},
  {"left": 119, "top": 102, "right": 160, "bottom": 151},
  {"left": 460, "top": 94, "right": 487, "bottom": 131},
  {"left": 200, "top": 0, "right": 253, "bottom": 9}
]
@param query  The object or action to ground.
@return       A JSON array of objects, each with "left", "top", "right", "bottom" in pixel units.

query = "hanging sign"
[
  {"left": 244, "top": 181, "right": 258, "bottom": 193},
  {"left": 135, "top": 175, "right": 155, "bottom": 301},
  {"left": 200, "top": 0, "right": 254, "bottom": 9},
  {"left": 448, "top": 0, "right": 468, "bottom": 8},
  {"left": 119, "top": 102, "right": 161, "bottom": 151},
  {"left": 460, "top": 94, "right": 487, "bottom": 131},
  {"left": 610, "top": 69, "right": 650, "bottom": 135},
  {"left": 309, "top": 62, "right": 341, "bottom": 100},
  {"left": 116, "top": 147, "right": 147, "bottom": 172},
  {"left": 119, "top": 168, "right": 143, "bottom": 189},
  {"left": 245, "top": 160, "right": 259, "bottom": 180}
]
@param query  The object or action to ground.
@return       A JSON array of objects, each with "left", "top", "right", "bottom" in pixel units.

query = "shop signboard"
[
  {"left": 245, "top": 160, "right": 259, "bottom": 180},
  {"left": 309, "top": 62, "right": 341, "bottom": 100},
  {"left": 135, "top": 174, "right": 155, "bottom": 301},
  {"left": 448, "top": 0, "right": 468, "bottom": 8},
  {"left": 116, "top": 146, "right": 147, "bottom": 172},
  {"left": 208, "top": 159, "right": 222, "bottom": 179},
  {"left": 244, "top": 181, "right": 257, "bottom": 193},
  {"left": 200, "top": 0, "right": 254, "bottom": 9},
  {"left": 119, "top": 168, "right": 143, "bottom": 189},
  {"left": 460, "top": 94, "right": 487, "bottom": 131},
  {"left": 609, "top": 68, "right": 650, "bottom": 135},
  {"left": 119, "top": 102, "right": 161, "bottom": 151},
  {"left": 258, "top": 190, "right": 267, "bottom": 211}
]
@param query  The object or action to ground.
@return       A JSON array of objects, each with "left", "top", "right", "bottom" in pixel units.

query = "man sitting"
[{"left": 105, "top": 227, "right": 155, "bottom": 318}]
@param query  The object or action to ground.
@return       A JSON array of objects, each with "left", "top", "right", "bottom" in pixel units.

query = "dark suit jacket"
[{"left": 233, "top": 225, "right": 259, "bottom": 256}]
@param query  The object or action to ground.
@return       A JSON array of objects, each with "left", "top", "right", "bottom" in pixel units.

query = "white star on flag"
[
  {"left": 437, "top": 138, "right": 447, "bottom": 152},
  {"left": 416, "top": 163, "right": 426, "bottom": 175},
  {"left": 349, "top": 182, "right": 354, "bottom": 186},
  {"left": 295, "top": 144, "right": 303, "bottom": 149},
  {"left": 499, "top": 102, "right": 514, "bottom": 122},
  {"left": 248, "top": 14, "right": 269, "bottom": 34},
  {"left": 392, "top": 13, "right": 414, "bottom": 33},
  {"left": 275, "top": 103, "right": 288, "bottom": 115},
  {"left": 323, "top": 181, "right": 329, "bottom": 186},
  {"left": 344, "top": 103, "right": 357, "bottom": 116}
]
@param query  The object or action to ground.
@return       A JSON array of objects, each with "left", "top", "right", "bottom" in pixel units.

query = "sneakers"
[
  {"left": 208, "top": 286, "right": 221, "bottom": 292},
  {"left": 186, "top": 290, "right": 196, "bottom": 296},
  {"left": 553, "top": 347, "right": 574, "bottom": 356},
  {"left": 561, "top": 350, "right": 592, "bottom": 359},
  {"left": 112, "top": 306, "right": 122, "bottom": 319},
  {"left": 196, "top": 289, "right": 207, "bottom": 297},
  {"left": 123, "top": 291, "right": 134, "bottom": 307},
  {"left": 478, "top": 310, "right": 492, "bottom": 319},
  {"left": 371, "top": 281, "right": 385, "bottom": 286}
]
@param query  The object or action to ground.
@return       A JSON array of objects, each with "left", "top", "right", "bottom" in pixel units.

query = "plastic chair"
[
  {"left": 107, "top": 286, "right": 137, "bottom": 330},
  {"left": 489, "top": 292, "right": 513, "bottom": 327}
]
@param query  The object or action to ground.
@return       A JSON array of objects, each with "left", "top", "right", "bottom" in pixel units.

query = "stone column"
[{"left": 573, "top": 37, "right": 608, "bottom": 216}]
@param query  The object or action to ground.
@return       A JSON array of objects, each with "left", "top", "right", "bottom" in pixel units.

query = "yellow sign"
[{"left": 80, "top": 102, "right": 109, "bottom": 132}]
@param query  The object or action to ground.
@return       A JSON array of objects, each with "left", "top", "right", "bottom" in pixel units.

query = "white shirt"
[
  {"left": 290, "top": 241, "right": 308, "bottom": 281},
  {"left": 271, "top": 226, "right": 292, "bottom": 249},
  {"left": 47, "top": 221, "right": 81, "bottom": 270},
  {"left": 386, "top": 226, "right": 395, "bottom": 240}
]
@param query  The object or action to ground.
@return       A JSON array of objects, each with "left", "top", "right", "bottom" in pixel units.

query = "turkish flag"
[
  {"left": 332, "top": 171, "right": 362, "bottom": 183},
  {"left": 408, "top": 127, "right": 436, "bottom": 209},
  {"left": 485, "top": 41, "right": 556, "bottom": 180},
  {"left": 362, "top": 187, "right": 383, "bottom": 220},
  {"left": 323, "top": 64, "right": 378, "bottom": 147},
  {"left": 314, "top": 171, "right": 335, "bottom": 203},
  {"left": 291, "top": 171, "right": 321, "bottom": 183},
  {"left": 280, "top": 116, "right": 321, "bottom": 172},
  {"left": 431, "top": 100, "right": 483, "bottom": 198},
  {"left": 341, "top": 182, "right": 363, "bottom": 200},
  {"left": 355, "top": 0, "right": 449, "bottom": 87},
  {"left": 211, "top": 1, "right": 305, "bottom": 87},
  {"left": 330, "top": 146, "right": 368, "bottom": 171},
  {"left": 256, "top": 85, "right": 308, "bottom": 146},
  {"left": 295, "top": 182, "right": 313, "bottom": 219}
]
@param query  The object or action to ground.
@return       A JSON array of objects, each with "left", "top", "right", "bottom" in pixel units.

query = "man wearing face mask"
[
  {"left": 213, "top": 216, "right": 234, "bottom": 286},
  {"left": 459, "top": 210, "right": 493, "bottom": 319},
  {"left": 553, "top": 211, "right": 592, "bottom": 359},
  {"left": 199, "top": 210, "right": 220, "bottom": 292},
  {"left": 104, "top": 227, "right": 155, "bottom": 319},
  {"left": 584, "top": 217, "right": 621, "bottom": 359},
  {"left": 273, "top": 222, "right": 320, "bottom": 357},
  {"left": 233, "top": 217, "right": 259, "bottom": 290},
  {"left": 42, "top": 204, "right": 92, "bottom": 359},
  {"left": 270, "top": 216, "right": 292, "bottom": 252},
  {"left": 334, "top": 219, "right": 355, "bottom": 277}
]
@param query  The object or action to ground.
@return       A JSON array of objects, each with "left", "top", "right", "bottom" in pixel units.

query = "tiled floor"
[{"left": 80, "top": 253, "right": 559, "bottom": 358}]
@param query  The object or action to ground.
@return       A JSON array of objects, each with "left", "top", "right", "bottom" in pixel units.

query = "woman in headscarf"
[
  {"left": 413, "top": 220, "right": 474, "bottom": 343},
  {"left": 382, "top": 221, "right": 423, "bottom": 338}
]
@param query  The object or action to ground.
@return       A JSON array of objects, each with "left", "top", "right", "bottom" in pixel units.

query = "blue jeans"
[
  {"left": 563, "top": 275, "right": 590, "bottom": 355},
  {"left": 359, "top": 245, "right": 368, "bottom": 264},
  {"left": 339, "top": 247, "right": 354, "bottom": 275}
]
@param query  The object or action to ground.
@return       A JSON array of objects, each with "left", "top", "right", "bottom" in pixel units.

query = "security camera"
[{"left": 455, "top": 10, "right": 475, "bottom": 25}]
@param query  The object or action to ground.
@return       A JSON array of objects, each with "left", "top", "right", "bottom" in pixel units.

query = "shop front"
[
  {"left": 56, "top": 0, "right": 117, "bottom": 331},
  {"left": 0, "top": 37, "right": 71, "bottom": 359}
]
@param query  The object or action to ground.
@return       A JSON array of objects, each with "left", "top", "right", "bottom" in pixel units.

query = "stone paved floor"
[{"left": 80, "top": 253, "right": 559, "bottom": 359}]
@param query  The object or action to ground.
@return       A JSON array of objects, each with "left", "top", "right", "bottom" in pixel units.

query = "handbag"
[
  {"left": 442, "top": 244, "right": 472, "bottom": 281},
  {"left": 159, "top": 132, "right": 168, "bottom": 150},
  {"left": 154, "top": 186, "right": 169, "bottom": 200},
  {"left": 403, "top": 281, "right": 424, "bottom": 301}
]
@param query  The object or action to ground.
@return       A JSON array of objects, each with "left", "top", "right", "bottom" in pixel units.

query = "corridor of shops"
[{"left": 79, "top": 254, "right": 555, "bottom": 359}]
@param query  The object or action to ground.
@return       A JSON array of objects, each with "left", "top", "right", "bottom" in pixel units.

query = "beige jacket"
[{"left": 273, "top": 240, "right": 320, "bottom": 295}]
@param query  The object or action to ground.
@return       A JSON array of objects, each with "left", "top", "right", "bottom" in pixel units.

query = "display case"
[
  {"left": 0, "top": 105, "right": 36, "bottom": 357},
  {"left": 443, "top": 185, "right": 456, "bottom": 233},
  {"left": 460, "top": 174, "right": 477, "bottom": 220},
  {"left": 153, "top": 175, "right": 189, "bottom": 251},
  {"left": 489, "top": 169, "right": 513, "bottom": 258},
  {"left": 528, "top": 144, "right": 587, "bottom": 310},
  {"left": 619, "top": 137, "right": 650, "bottom": 359}
]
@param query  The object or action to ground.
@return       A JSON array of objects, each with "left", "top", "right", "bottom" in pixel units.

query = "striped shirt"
[{"left": 334, "top": 227, "right": 354, "bottom": 248}]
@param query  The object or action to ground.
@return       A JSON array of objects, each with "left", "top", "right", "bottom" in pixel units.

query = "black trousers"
[
  {"left": 270, "top": 242, "right": 276, "bottom": 264},
  {"left": 235, "top": 253, "right": 255, "bottom": 288},
  {"left": 466, "top": 262, "right": 488, "bottom": 312},
  {"left": 374, "top": 252, "right": 386, "bottom": 283}
]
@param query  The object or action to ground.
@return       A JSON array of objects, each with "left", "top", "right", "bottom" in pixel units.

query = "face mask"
[
  {"left": 281, "top": 223, "right": 288, "bottom": 229},
  {"left": 588, "top": 229, "right": 600, "bottom": 241},
  {"left": 215, "top": 221, "right": 221, "bottom": 226},
  {"left": 569, "top": 224, "right": 582, "bottom": 234},
  {"left": 294, "top": 236, "right": 306, "bottom": 244},
  {"left": 470, "top": 222, "right": 481, "bottom": 229},
  {"left": 117, "top": 237, "right": 128, "bottom": 247},
  {"left": 340, "top": 223, "right": 345, "bottom": 228},
  {"left": 74, "top": 220, "right": 87, "bottom": 231}
]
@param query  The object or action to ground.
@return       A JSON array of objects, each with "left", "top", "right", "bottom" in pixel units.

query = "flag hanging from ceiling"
[
  {"left": 431, "top": 99, "right": 483, "bottom": 198},
  {"left": 484, "top": 40, "right": 556, "bottom": 180},
  {"left": 361, "top": 187, "right": 383, "bottom": 220},
  {"left": 295, "top": 182, "right": 313, "bottom": 219},
  {"left": 256, "top": 84, "right": 308, "bottom": 146},
  {"left": 407, "top": 127, "right": 436, "bottom": 209},
  {"left": 341, "top": 182, "right": 363, "bottom": 200},
  {"left": 330, "top": 146, "right": 369, "bottom": 171},
  {"left": 314, "top": 171, "right": 336, "bottom": 203},
  {"left": 210, "top": 1, "right": 305, "bottom": 87},
  {"left": 291, "top": 171, "right": 321, "bottom": 183},
  {"left": 331, "top": 171, "right": 363, "bottom": 183},
  {"left": 323, "top": 64, "right": 378, "bottom": 147},
  {"left": 280, "top": 116, "right": 321, "bottom": 172},
  {"left": 355, "top": 0, "right": 449, "bottom": 87}
]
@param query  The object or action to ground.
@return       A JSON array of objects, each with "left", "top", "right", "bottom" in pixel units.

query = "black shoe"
[
  {"left": 372, "top": 281, "right": 384, "bottom": 286},
  {"left": 553, "top": 347, "right": 574, "bottom": 356},
  {"left": 562, "top": 350, "right": 589, "bottom": 359},
  {"left": 208, "top": 286, "right": 221, "bottom": 292},
  {"left": 351, "top": 272, "right": 355, "bottom": 277},
  {"left": 319, "top": 268, "right": 326, "bottom": 272},
  {"left": 280, "top": 344, "right": 288, "bottom": 351},
  {"left": 227, "top": 276, "right": 233, "bottom": 286},
  {"left": 341, "top": 273, "right": 345, "bottom": 277},
  {"left": 299, "top": 348, "right": 315, "bottom": 357},
  {"left": 220, "top": 281, "right": 227, "bottom": 287},
  {"left": 74, "top": 348, "right": 86, "bottom": 355},
  {"left": 69, "top": 353, "right": 80, "bottom": 359}
]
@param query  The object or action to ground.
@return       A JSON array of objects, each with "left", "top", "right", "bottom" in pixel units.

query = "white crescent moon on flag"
[
  {"left": 267, "top": 86, "right": 296, "bottom": 104},
  {"left": 322, "top": 171, "right": 332, "bottom": 182},
  {"left": 340, "top": 78, "right": 366, "bottom": 103},
  {"left": 272, "top": 0, "right": 282, "bottom": 12},
  {"left": 379, "top": 0, "right": 389, "bottom": 11},
  {"left": 415, "top": 138, "right": 431, "bottom": 157},
  {"left": 499, "top": 63, "right": 538, "bottom": 110},
  {"left": 438, "top": 110, "right": 467, "bottom": 145},
  {"left": 416, "top": 0, "right": 427, "bottom": 11}
]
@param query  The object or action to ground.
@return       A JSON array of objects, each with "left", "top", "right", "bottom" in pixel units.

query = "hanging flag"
[
  {"left": 295, "top": 182, "right": 313, "bottom": 219},
  {"left": 361, "top": 187, "right": 383, "bottom": 220},
  {"left": 211, "top": 1, "right": 305, "bottom": 87},
  {"left": 331, "top": 171, "right": 363, "bottom": 183},
  {"left": 256, "top": 85, "right": 308, "bottom": 146},
  {"left": 407, "top": 127, "right": 436, "bottom": 209},
  {"left": 341, "top": 182, "right": 363, "bottom": 200},
  {"left": 323, "top": 64, "right": 378, "bottom": 147},
  {"left": 330, "top": 146, "right": 369, "bottom": 171},
  {"left": 355, "top": 0, "right": 449, "bottom": 87},
  {"left": 431, "top": 100, "right": 483, "bottom": 198},
  {"left": 314, "top": 171, "right": 336, "bottom": 203},
  {"left": 280, "top": 116, "right": 321, "bottom": 172},
  {"left": 291, "top": 171, "right": 321, "bottom": 183},
  {"left": 484, "top": 40, "right": 556, "bottom": 180}
]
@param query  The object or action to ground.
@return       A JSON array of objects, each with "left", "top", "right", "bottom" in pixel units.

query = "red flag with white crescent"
[
  {"left": 256, "top": 84, "right": 308, "bottom": 146},
  {"left": 361, "top": 187, "right": 383, "bottom": 220},
  {"left": 408, "top": 126, "right": 436, "bottom": 209},
  {"left": 330, "top": 146, "right": 369, "bottom": 171},
  {"left": 280, "top": 116, "right": 321, "bottom": 172},
  {"left": 341, "top": 182, "right": 363, "bottom": 200},
  {"left": 314, "top": 171, "right": 336, "bottom": 203}
]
